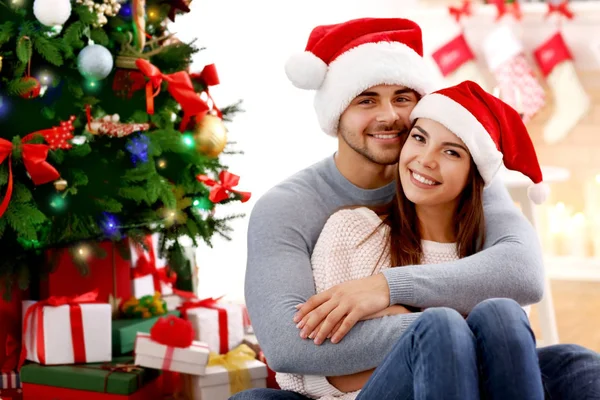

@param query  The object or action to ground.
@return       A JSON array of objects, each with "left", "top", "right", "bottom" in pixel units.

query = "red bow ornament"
[
  {"left": 190, "top": 63, "right": 223, "bottom": 119},
  {"left": 492, "top": 0, "right": 522, "bottom": 21},
  {"left": 448, "top": 0, "right": 472, "bottom": 23},
  {"left": 19, "top": 290, "right": 101, "bottom": 369},
  {"left": 0, "top": 136, "right": 60, "bottom": 219},
  {"left": 136, "top": 59, "right": 210, "bottom": 131},
  {"left": 196, "top": 171, "right": 251, "bottom": 204},
  {"left": 546, "top": 1, "right": 574, "bottom": 20}
]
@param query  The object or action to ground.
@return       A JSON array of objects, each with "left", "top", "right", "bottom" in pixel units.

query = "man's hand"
[{"left": 292, "top": 274, "right": 390, "bottom": 345}]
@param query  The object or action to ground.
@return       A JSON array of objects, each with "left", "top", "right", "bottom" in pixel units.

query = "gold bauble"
[
  {"left": 193, "top": 114, "right": 228, "bottom": 158},
  {"left": 53, "top": 178, "right": 68, "bottom": 191}
]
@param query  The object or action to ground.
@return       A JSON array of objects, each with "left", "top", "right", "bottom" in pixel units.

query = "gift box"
[
  {"left": 181, "top": 301, "right": 244, "bottom": 354},
  {"left": 112, "top": 311, "right": 179, "bottom": 356},
  {"left": 22, "top": 381, "right": 159, "bottom": 400},
  {"left": 1, "top": 280, "right": 28, "bottom": 372},
  {"left": 0, "top": 388, "right": 22, "bottom": 400},
  {"left": 20, "top": 356, "right": 160, "bottom": 399},
  {"left": 41, "top": 241, "right": 132, "bottom": 304},
  {"left": 130, "top": 235, "right": 175, "bottom": 298},
  {"left": 134, "top": 332, "right": 209, "bottom": 375},
  {"left": 183, "top": 355, "right": 267, "bottom": 400},
  {"left": 1, "top": 371, "right": 20, "bottom": 389},
  {"left": 22, "top": 294, "right": 112, "bottom": 365}
]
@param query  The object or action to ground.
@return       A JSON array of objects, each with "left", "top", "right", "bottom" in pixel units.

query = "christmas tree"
[{"left": 0, "top": 0, "right": 248, "bottom": 292}]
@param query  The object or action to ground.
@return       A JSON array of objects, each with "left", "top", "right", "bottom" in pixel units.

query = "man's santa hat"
[
  {"left": 285, "top": 18, "right": 436, "bottom": 136},
  {"left": 410, "top": 80, "right": 549, "bottom": 204}
]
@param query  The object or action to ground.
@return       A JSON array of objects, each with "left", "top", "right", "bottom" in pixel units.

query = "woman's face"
[{"left": 399, "top": 118, "right": 472, "bottom": 209}]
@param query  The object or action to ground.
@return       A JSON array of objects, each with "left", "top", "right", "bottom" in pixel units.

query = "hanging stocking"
[
  {"left": 431, "top": 33, "right": 489, "bottom": 91},
  {"left": 483, "top": 25, "right": 545, "bottom": 122},
  {"left": 533, "top": 32, "right": 590, "bottom": 145}
]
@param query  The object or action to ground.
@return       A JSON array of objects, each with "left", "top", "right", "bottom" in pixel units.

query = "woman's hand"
[{"left": 293, "top": 274, "right": 390, "bottom": 345}]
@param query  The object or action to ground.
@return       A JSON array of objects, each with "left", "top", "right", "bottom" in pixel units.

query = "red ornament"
[
  {"left": 19, "top": 77, "right": 41, "bottom": 99},
  {"left": 150, "top": 315, "right": 194, "bottom": 348}
]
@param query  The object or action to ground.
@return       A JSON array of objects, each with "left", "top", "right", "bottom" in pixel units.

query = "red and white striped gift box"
[{"left": 0, "top": 371, "right": 20, "bottom": 389}]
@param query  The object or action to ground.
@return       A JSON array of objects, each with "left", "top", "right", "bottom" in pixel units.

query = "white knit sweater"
[{"left": 276, "top": 207, "right": 459, "bottom": 400}]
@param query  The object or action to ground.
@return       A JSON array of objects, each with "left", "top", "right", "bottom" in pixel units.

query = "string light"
[
  {"left": 182, "top": 134, "right": 194, "bottom": 148},
  {"left": 77, "top": 245, "right": 90, "bottom": 259},
  {"left": 157, "top": 159, "right": 167, "bottom": 168},
  {"left": 50, "top": 195, "right": 66, "bottom": 210}
]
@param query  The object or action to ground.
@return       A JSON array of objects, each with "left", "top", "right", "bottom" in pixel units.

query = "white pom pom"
[
  {"left": 528, "top": 182, "right": 550, "bottom": 205},
  {"left": 33, "top": 0, "right": 72, "bottom": 26},
  {"left": 284, "top": 51, "right": 327, "bottom": 90}
]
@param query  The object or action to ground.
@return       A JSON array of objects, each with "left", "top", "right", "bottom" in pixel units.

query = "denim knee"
[
  {"left": 469, "top": 298, "right": 525, "bottom": 323},
  {"left": 415, "top": 307, "right": 473, "bottom": 339}
]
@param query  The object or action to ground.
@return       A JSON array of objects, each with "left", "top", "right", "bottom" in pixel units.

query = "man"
[{"left": 233, "top": 17, "right": 600, "bottom": 400}]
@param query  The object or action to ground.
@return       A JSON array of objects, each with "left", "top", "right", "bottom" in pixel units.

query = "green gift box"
[
  {"left": 20, "top": 356, "right": 159, "bottom": 395},
  {"left": 112, "top": 310, "right": 180, "bottom": 356}
]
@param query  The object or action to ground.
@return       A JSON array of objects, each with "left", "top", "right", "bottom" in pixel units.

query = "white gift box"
[
  {"left": 186, "top": 303, "right": 245, "bottom": 354},
  {"left": 134, "top": 332, "right": 210, "bottom": 376},
  {"left": 22, "top": 300, "right": 112, "bottom": 365},
  {"left": 131, "top": 234, "right": 174, "bottom": 298},
  {"left": 183, "top": 359, "right": 267, "bottom": 400}
]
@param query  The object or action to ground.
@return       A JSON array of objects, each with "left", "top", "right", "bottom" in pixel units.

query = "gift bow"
[
  {"left": 448, "top": 0, "right": 472, "bottom": 23},
  {"left": 135, "top": 59, "right": 210, "bottom": 131},
  {"left": 208, "top": 344, "right": 257, "bottom": 396},
  {"left": 196, "top": 171, "right": 251, "bottom": 204},
  {"left": 178, "top": 296, "right": 224, "bottom": 319},
  {"left": 18, "top": 290, "right": 99, "bottom": 369},
  {"left": 0, "top": 137, "right": 60, "bottom": 219},
  {"left": 131, "top": 235, "right": 177, "bottom": 293},
  {"left": 492, "top": 0, "right": 521, "bottom": 21},
  {"left": 546, "top": 1, "right": 574, "bottom": 19},
  {"left": 190, "top": 64, "right": 222, "bottom": 119},
  {"left": 100, "top": 363, "right": 143, "bottom": 392}
]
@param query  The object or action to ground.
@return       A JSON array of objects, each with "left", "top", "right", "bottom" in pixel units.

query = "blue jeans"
[{"left": 230, "top": 299, "right": 600, "bottom": 400}]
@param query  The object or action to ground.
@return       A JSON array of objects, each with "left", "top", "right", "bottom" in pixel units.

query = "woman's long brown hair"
[{"left": 372, "top": 130, "right": 486, "bottom": 268}]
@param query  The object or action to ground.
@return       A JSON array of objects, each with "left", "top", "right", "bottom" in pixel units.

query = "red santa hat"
[
  {"left": 285, "top": 18, "right": 436, "bottom": 136},
  {"left": 409, "top": 80, "right": 549, "bottom": 204}
]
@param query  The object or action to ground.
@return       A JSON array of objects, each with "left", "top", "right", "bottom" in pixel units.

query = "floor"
[{"left": 529, "top": 280, "right": 600, "bottom": 352}]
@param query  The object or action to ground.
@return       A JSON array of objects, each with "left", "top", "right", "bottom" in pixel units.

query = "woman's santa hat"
[
  {"left": 410, "top": 80, "right": 549, "bottom": 204},
  {"left": 285, "top": 18, "right": 436, "bottom": 136}
]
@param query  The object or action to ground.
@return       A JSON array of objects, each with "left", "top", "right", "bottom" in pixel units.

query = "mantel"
[{"left": 402, "top": 1, "right": 600, "bottom": 74}]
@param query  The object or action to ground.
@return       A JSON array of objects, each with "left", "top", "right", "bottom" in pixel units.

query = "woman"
[{"left": 276, "top": 81, "right": 549, "bottom": 400}]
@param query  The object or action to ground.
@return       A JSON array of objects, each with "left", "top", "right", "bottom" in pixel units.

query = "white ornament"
[
  {"left": 33, "top": 0, "right": 72, "bottom": 26},
  {"left": 77, "top": 43, "right": 114, "bottom": 80}
]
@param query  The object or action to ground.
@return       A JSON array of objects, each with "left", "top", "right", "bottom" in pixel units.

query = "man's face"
[{"left": 337, "top": 84, "right": 418, "bottom": 166}]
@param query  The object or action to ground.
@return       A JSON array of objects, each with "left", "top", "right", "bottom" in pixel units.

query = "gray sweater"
[{"left": 244, "top": 155, "right": 544, "bottom": 376}]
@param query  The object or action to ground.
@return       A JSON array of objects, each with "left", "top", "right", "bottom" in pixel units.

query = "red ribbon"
[
  {"left": 448, "top": 0, "right": 472, "bottom": 23},
  {"left": 190, "top": 64, "right": 223, "bottom": 119},
  {"left": 546, "top": 1, "right": 574, "bottom": 20},
  {"left": 196, "top": 171, "right": 251, "bottom": 204},
  {"left": 136, "top": 59, "right": 210, "bottom": 132},
  {"left": 178, "top": 297, "right": 229, "bottom": 354},
  {"left": 131, "top": 236, "right": 177, "bottom": 294},
  {"left": 19, "top": 290, "right": 99, "bottom": 369},
  {"left": 492, "top": 0, "right": 522, "bottom": 21},
  {"left": 0, "top": 136, "right": 60, "bottom": 219}
]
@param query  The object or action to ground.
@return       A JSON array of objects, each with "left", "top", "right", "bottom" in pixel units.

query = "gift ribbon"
[
  {"left": 18, "top": 290, "right": 99, "bottom": 369},
  {"left": 178, "top": 296, "right": 229, "bottom": 354},
  {"left": 100, "top": 362, "right": 142, "bottom": 393},
  {"left": 208, "top": 344, "right": 256, "bottom": 395},
  {"left": 492, "top": 0, "right": 521, "bottom": 21},
  {"left": 135, "top": 59, "right": 210, "bottom": 131},
  {"left": 196, "top": 171, "right": 251, "bottom": 204},
  {"left": 131, "top": 235, "right": 177, "bottom": 294},
  {"left": 0, "top": 136, "right": 60, "bottom": 219},
  {"left": 546, "top": 0, "right": 574, "bottom": 20},
  {"left": 448, "top": 0, "right": 471, "bottom": 23}
]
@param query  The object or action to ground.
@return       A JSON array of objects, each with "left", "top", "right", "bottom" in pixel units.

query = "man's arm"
[
  {"left": 382, "top": 177, "right": 545, "bottom": 314},
  {"left": 244, "top": 190, "right": 420, "bottom": 375}
]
